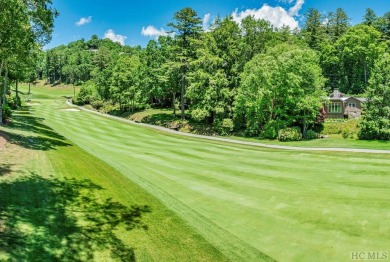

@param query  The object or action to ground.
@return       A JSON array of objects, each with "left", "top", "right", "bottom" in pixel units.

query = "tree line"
[
  {"left": 2, "top": 5, "right": 389, "bottom": 139},
  {"left": 0, "top": 0, "right": 57, "bottom": 124}
]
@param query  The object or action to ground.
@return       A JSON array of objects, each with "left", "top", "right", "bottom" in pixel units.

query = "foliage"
[
  {"left": 215, "top": 118, "right": 234, "bottom": 136},
  {"left": 27, "top": 6, "right": 390, "bottom": 141},
  {"left": 6, "top": 95, "right": 21, "bottom": 110},
  {"left": 73, "top": 81, "right": 97, "bottom": 105},
  {"left": 234, "top": 44, "right": 325, "bottom": 137},
  {"left": 304, "top": 130, "right": 319, "bottom": 140},
  {"left": 168, "top": 7, "right": 202, "bottom": 120},
  {"left": 359, "top": 53, "right": 390, "bottom": 140},
  {"left": 278, "top": 127, "right": 303, "bottom": 142},
  {"left": 323, "top": 119, "right": 360, "bottom": 136},
  {"left": 1, "top": 104, "right": 12, "bottom": 123}
]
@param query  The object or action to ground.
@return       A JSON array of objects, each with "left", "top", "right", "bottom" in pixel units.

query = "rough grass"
[{"left": 2, "top": 84, "right": 389, "bottom": 261}]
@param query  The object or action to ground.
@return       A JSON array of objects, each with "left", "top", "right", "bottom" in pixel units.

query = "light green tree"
[{"left": 234, "top": 45, "right": 325, "bottom": 137}]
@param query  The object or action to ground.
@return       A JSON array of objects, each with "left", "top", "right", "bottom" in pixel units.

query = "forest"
[{"left": 1, "top": 5, "right": 390, "bottom": 140}]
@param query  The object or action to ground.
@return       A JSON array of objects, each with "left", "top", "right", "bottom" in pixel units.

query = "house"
[{"left": 324, "top": 89, "right": 366, "bottom": 119}]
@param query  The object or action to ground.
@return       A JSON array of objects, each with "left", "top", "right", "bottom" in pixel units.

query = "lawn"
[{"left": 1, "top": 84, "right": 390, "bottom": 261}]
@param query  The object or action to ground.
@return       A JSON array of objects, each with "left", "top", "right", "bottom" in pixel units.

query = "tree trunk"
[
  {"left": 173, "top": 92, "right": 176, "bottom": 116},
  {"left": 16, "top": 80, "right": 19, "bottom": 101},
  {"left": 28, "top": 82, "right": 31, "bottom": 94},
  {"left": 363, "top": 61, "right": 367, "bottom": 86},
  {"left": 180, "top": 68, "right": 185, "bottom": 120},
  {"left": 0, "top": 61, "right": 3, "bottom": 125},
  {"left": 3, "top": 65, "right": 8, "bottom": 106},
  {"left": 0, "top": 60, "right": 3, "bottom": 77},
  {"left": 1, "top": 65, "right": 8, "bottom": 125}
]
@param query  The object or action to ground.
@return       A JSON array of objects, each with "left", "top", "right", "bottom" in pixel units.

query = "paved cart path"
[{"left": 66, "top": 100, "right": 390, "bottom": 154}]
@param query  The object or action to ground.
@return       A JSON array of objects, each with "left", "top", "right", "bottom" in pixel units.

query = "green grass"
[
  {"left": 2, "top": 84, "right": 390, "bottom": 261},
  {"left": 226, "top": 134, "right": 390, "bottom": 150}
]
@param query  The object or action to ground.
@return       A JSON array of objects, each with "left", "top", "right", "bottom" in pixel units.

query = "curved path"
[{"left": 66, "top": 100, "right": 390, "bottom": 154}]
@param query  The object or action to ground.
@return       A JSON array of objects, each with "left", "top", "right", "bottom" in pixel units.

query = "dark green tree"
[
  {"left": 359, "top": 53, "right": 390, "bottom": 140},
  {"left": 168, "top": 7, "right": 202, "bottom": 120}
]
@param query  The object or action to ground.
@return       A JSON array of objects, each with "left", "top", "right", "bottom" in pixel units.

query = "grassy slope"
[
  {"left": 227, "top": 134, "right": 390, "bottom": 150},
  {"left": 14, "top": 85, "right": 390, "bottom": 261},
  {"left": 0, "top": 87, "right": 228, "bottom": 261}
]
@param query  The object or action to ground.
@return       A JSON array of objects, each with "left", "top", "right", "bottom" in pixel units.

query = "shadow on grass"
[
  {"left": 3, "top": 107, "right": 71, "bottom": 151},
  {"left": 0, "top": 164, "right": 13, "bottom": 177},
  {"left": 0, "top": 173, "right": 151, "bottom": 261}
]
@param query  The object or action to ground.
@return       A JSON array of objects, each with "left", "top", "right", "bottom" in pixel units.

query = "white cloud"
[
  {"left": 203, "top": 13, "right": 211, "bottom": 32},
  {"left": 289, "top": 0, "right": 304, "bottom": 16},
  {"left": 104, "top": 29, "right": 127, "bottom": 45},
  {"left": 75, "top": 16, "right": 92, "bottom": 26},
  {"left": 141, "top": 25, "right": 168, "bottom": 37},
  {"left": 232, "top": 0, "right": 304, "bottom": 29}
]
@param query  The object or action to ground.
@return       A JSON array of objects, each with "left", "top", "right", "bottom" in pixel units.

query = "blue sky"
[{"left": 45, "top": 0, "right": 390, "bottom": 49}]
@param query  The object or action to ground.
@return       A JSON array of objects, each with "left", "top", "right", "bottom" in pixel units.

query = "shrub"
[
  {"left": 2, "top": 104, "right": 12, "bottom": 123},
  {"left": 304, "top": 130, "right": 318, "bottom": 140},
  {"left": 100, "top": 102, "right": 119, "bottom": 114},
  {"left": 323, "top": 119, "right": 359, "bottom": 136},
  {"left": 74, "top": 82, "right": 98, "bottom": 105},
  {"left": 311, "top": 122, "right": 324, "bottom": 134},
  {"left": 359, "top": 122, "right": 390, "bottom": 140},
  {"left": 91, "top": 100, "right": 104, "bottom": 110},
  {"left": 216, "top": 118, "right": 234, "bottom": 136},
  {"left": 262, "top": 120, "right": 285, "bottom": 139},
  {"left": 342, "top": 129, "right": 351, "bottom": 139},
  {"left": 191, "top": 108, "right": 209, "bottom": 122},
  {"left": 278, "top": 127, "right": 302, "bottom": 142},
  {"left": 323, "top": 122, "right": 343, "bottom": 134},
  {"left": 7, "top": 95, "right": 21, "bottom": 110}
]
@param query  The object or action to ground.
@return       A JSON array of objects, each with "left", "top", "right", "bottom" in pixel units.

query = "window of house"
[
  {"left": 348, "top": 103, "right": 356, "bottom": 108},
  {"left": 327, "top": 102, "right": 342, "bottom": 113}
]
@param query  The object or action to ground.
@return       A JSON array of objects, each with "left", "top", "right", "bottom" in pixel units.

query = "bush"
[
  {"left": 191, "top": 108, "right": 209, "bottom": 122},
  {"left": 91, "top": 100, "right": 104, "bottom": 110},
  {"left": 323, "top": 122, "right": 343, "bottom": 134},
  {"left": 100, "top": 102, "right": 119, "bottom": 114},
  {"left": 323, "top": 119, "right": 359, "bottom": 136},
  {"left": 278, "top": 127, "right": 302, "bottom": 142},
  {"left": 304, "top": 130, "right": 318, "bottom": 140},
  {"left": 359, "top": 121, "right": 390, "bottom": 140},
  {"left": 2, "top": 104, "right": 12, "bottom": 123},
  {"left": 261, "top": 120, "right": 285, "bottom": 139},
  {"left": 7, "top": 95, "right": 21, "bottom": 110},
  {"left": 215, "top": 118, "right": 234, "bottom": 136},
  {"left": 311, "top": 122, "right": 324, "bottom": 134},
  {"left": 74, "top": 82, "right": 98, "bottom": 105}
]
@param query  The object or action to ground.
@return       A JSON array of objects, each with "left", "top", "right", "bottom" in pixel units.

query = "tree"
[
  {"left": 358, "top": 53, "right": 390, "bottom": 140},
  {"left": 302, "top": 8, "right": 327, "bottom": 50},
  {"left": 168, "top": 7, "right": 202, "bottom": 120},
  {"left": 187, "top": 33, "right": 229, "bottom": 125},
  {"left": 327, "top": 8, "right": 350, "bottom": 42},
  {"left": 234, "top": 44, "right": 325, "bottom": 137},
  {"left": 334, "top": 24, "right": 386, "bottom": 94},
  {"left": 0, "top": 0, "right": 57, "bottom": 123},
  {"left": 240, "top": 16, "right": 274, "bottom": 61},
  {"left": 110, "top": 55, "right": 143, "bottom": 112},
  {"left": 363, "top": 8, "right": 377, "bottom": 26}
]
